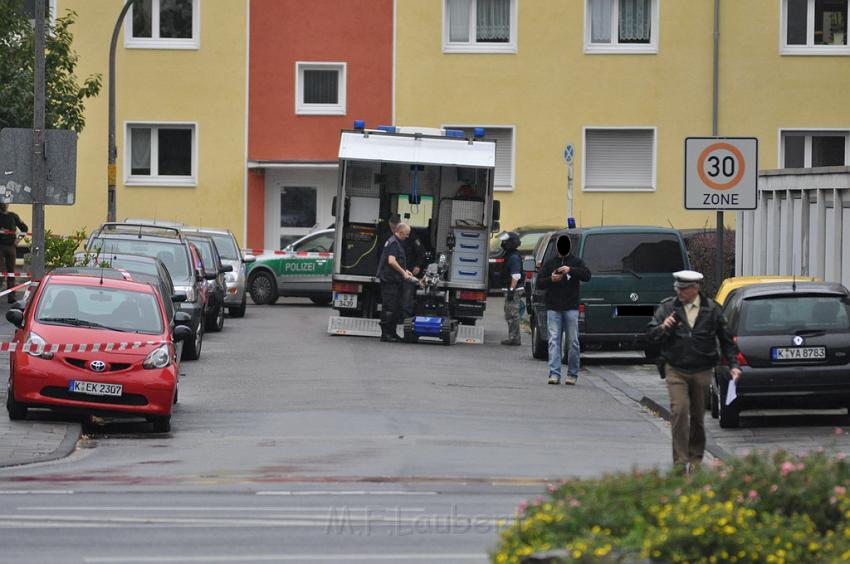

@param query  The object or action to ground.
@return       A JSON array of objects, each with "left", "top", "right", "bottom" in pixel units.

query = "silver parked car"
[{"left": 181, "top": 227, "right": 255, "bottom": 317}]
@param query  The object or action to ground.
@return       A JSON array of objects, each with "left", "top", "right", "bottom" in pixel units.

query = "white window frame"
[
  {"left": 295, "top": 62, "right": 347, "bottom": 116},
  {"left": 582, "top": 126, "right": 657, "bottom": 192},
  {"left": 124, "top": 0, "right": 201, "bottom": 50},
  {"left": 124, "top": 121, "right": 198, "bottom": 187},
  {"left": 443, "top": 124, "right": 516, "bottom": 191},
  {"left": 23, "top": 0, "right": 57, "bottom": 25},
  {"left": 780, "top": 0, "right": 850, "bottom": 55},
  {"left": 778, "top": 128, "right": 850, "bottom": 167},
  {"left": 442, "top": 0, "right": 518, "bottom": 54},
  {"left": 584, "top": 0, "right": 659, "bottom": 54}
]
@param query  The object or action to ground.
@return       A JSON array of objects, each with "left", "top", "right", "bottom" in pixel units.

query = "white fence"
[{"left": 736, "top": 167, "right": 850, "bottom": 288}]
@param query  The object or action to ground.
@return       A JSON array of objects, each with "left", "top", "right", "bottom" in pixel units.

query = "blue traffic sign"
[{"left": 564, "top": 143, "right": 575, "bottom": 164}]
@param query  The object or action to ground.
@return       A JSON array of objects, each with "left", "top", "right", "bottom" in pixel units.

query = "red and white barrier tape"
[
  {"left": 0, "top": 281, "right": 31, "bottom": 297},
  {"left": 243, "top": 248, "right": 332, "bottom": 258},
  {"left": 0, "top": 340, "right": 165, "bottom": 354},
  {"left": 0, "top": 272, "right": 32, "bottom": 278}
]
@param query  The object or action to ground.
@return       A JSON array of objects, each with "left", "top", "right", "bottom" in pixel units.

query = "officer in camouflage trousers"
[{"left": 500, "top": 231, "right": 523, "bottom": 346}]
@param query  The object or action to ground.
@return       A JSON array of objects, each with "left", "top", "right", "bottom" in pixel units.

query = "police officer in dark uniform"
[
  {"left": 0, "top": 203, "right": 27, "bottom": 303},
  {"left": 377, "top": 222, "right": 413, "bottom": 342},
  {"left": 389, "top": 214, "right": 425, "bottom": 318},
  {"left": 647, "top": 270, "right": 741, "bottom": 474},
  {"left": 499, "top": 231, "right": 523, "bottom": 346}
]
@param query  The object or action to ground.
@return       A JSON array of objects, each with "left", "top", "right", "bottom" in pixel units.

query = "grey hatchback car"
[{"left": 181, "top": 227, "right": 255, "bottom": 317}]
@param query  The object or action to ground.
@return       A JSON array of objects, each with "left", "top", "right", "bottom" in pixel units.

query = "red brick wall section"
[
  {"left": 246, "top": 170, "right": 265, "bottom": 249},
  {"left": 249, "top": 0, "right": 394, "bottom": 161}
]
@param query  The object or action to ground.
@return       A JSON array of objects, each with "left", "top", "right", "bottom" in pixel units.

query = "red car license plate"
[{"left": 69, "top": 380, "right": 123, "bottom": 396}]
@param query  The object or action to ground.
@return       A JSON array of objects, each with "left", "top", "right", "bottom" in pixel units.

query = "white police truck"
[{"left": 327, "top": 123, "right": 499, "bottom": 344}]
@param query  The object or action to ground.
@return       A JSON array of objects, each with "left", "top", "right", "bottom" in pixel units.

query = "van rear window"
[{"left": 582, "top": 233, "right": 684, "bottom": 274}]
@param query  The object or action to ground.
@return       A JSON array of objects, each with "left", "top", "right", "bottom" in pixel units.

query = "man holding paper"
[{"left": 647, "top": 270, "right": 741, "bottom": 475}]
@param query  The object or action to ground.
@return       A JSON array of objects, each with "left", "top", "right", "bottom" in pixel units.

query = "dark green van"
[{"left": 525, "top": 226, "right": 690, "bottom": 359}]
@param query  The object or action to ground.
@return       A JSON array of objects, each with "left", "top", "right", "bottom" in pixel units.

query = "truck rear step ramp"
[{"left": 327, "top": 316, "right": 484, "bottom": 344}]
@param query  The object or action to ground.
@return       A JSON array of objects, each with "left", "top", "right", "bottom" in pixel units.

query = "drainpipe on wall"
[{"left": 713, "top": 0, "right": 724, "bottom": 288}]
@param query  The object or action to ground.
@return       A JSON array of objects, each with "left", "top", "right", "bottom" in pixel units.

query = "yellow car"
[{"left": 715, "top": 275, "right": 820, "bottom": 306}]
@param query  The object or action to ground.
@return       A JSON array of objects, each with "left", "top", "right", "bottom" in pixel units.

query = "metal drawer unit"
[{"left": 450, "top": 228, "right": 486, "bottom": 283}]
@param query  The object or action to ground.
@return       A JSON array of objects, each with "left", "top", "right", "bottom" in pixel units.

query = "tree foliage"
[{"left": 0, "top": 1, "right": 101, "bottom": 134}]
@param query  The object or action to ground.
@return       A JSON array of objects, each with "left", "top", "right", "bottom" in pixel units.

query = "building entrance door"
[{"left": 264, "top": 168, "right": 336, "bottom": 250}]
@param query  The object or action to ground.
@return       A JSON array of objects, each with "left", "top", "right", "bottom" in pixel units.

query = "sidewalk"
[
  {"left": 0, "top": 301, "right": 81, "bottom": 469},
  {"left": 584, "top": 352, "right": 730, "bottom": 460}
]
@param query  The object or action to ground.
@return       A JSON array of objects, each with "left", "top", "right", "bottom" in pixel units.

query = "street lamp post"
[{"left": 107, "top": 0, "right": 136, "bottom": 223}]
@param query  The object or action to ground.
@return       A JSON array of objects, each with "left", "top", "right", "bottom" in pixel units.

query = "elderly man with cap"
[{"left": 647, "top": 270, "right": 741, "bottom": 475}]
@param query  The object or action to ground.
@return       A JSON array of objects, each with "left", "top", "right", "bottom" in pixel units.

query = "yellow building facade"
[
  {"left": 394, "top": 0, "right": 850, "bottom": 231},
  {"left": 34, "top": 0, "right": 247, "bottom": 241}
]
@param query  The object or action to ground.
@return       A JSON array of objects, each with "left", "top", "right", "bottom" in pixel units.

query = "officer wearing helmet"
[{"left": 499, "top": 231, "right": 523, "bottom": 346}]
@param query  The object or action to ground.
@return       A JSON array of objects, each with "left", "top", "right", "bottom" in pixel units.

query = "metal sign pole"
[
  {"left": 108, "top": 0, "right": 136, "bottom": 223},
  {"left": 31, "top": 0, "right": 47, "bottom": 279}
]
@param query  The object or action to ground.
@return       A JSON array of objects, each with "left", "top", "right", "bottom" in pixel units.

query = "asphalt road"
[{"left": 0, "top": 299, "right": 674, "bottom": 563}]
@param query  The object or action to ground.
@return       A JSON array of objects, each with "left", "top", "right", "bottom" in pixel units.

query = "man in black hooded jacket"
[{"left": 537, "top": 234, "right": 591, "bottom": 385}]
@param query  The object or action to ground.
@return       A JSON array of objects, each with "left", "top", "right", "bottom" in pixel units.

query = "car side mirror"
[
  {"left": 204, "top": 272, "right": 217, "bottom": 281},
  {"left": 219, "top": 264, "right": 233, "bottom": 273},
  {"left": 522, "top": 257, "right": 536, "bottom": 272},
  {"left": 172, "top": 324, "right": 193, "bottom": 342},
  {"left": 5, "top": 309, "right": 23, "bottom": 328},
  {"left": 242, "top": 254, "right": 256, "bottom": 264},
  {"left": 171, "top": 294, "right": 187, "bottom": 303},
  {"left": 174, "top": 311, "right": 192, "bottom": 325}
]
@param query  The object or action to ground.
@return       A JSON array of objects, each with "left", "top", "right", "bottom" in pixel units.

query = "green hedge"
[{"left": 492, "top": 449, "right": 850, "bottom": 563}]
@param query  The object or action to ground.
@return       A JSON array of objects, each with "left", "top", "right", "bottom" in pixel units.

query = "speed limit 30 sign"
[{"left": 684, "top": 137, "right": 758, "bottom": 210}]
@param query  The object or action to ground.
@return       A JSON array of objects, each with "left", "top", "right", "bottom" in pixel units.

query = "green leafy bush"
[
  {"left": 492, "top": 449, "right": 850, "bottom": 563},
  {"left": 25, "top": 229, "right": 88, "bottom": 268}
]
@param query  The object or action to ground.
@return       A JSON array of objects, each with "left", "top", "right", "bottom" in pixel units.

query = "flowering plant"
[{"left": 492, "top": 449, "right": 850, "bottom": 563}]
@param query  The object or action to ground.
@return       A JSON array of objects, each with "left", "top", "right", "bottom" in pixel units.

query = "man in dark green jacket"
[{"left": 647, "top": 270, "right": 741, "bottom": 474}]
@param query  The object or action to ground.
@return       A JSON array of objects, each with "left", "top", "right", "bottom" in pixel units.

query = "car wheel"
[
  {"left": 229, "top": 296, "right": 247, "bottom": 318},
  {"left": 310, "top": 296, "right": 332, "bottom": 306},
  {"left": 151, "top": 416, "right": 171, "bottom": 433},
  {"left": 249, "top": 271, "right": 278, "bottom": 305},
  {"left": 718, "top": 392, "right": 740, "bottom": 429},
  {"left": 181, "top": 316, "right": 204, "bottom": 361},
  {"left": 206, "top": 303, "right": 225, "bottom": 332},
  {"left": 6, "top": 383, "right": 27, "bottom": 421},
  {"left": 531, "top": 319, "right": 547, "bottom": 360}
]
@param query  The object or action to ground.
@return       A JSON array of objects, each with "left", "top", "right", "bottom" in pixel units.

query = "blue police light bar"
[
  {"left": 473, "top": 127, "right": 486, "bottom": 138},
  {"left": 444, "top": 129, "right": 465, "bottom": 138},
  {"left": 353, "top": 120, "right": 365, "bottom": 130},
  {"left": 567, "top": 217, "right": 576, "bottom": 229},
  {"left": 377, "top": 125, "right": 397, "bottom": 133}
]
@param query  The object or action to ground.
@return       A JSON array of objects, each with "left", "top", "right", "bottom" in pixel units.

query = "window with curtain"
[
  {"left": 586, "top": 0, "right": 657, "bottom": 52},
  {"left": 126, "top": 124, "right": 196, "bottom": 185},
  {"left": 445, "top": 0, "right": 516, "bottom": 52},
  {"left": 445, "top": 126, "right": 515, "bottom": 190},
  {"left": 781, "top": 131, "right": 849, "bottom": 168},
  {"left": 128, "top": 0, "right": 198, "bottom": 48},
  {"left": 584, "top": 128, "right": 655, "bottom": 191},
  {"left": 296, "top": 63, "right": 346, "bottom": 115},
  {"left": 784, "top": 0, "right": 850, "bottom": 52}
]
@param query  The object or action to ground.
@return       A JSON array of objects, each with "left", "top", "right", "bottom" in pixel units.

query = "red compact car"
[{"left": 5, "top": 269, "right": 192, "bottom": 432}]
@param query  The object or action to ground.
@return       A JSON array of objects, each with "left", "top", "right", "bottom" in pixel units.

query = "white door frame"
[{"left": 264, "top": 167, "right": 338, "bottom": 250}]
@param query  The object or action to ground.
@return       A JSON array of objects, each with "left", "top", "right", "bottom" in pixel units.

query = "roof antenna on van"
[
  {"left": 666, "top": 218, "right": 676, "bottom": 229},
  {"left": 600, "top": 200, "right": 605, "bottom": 227}
]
